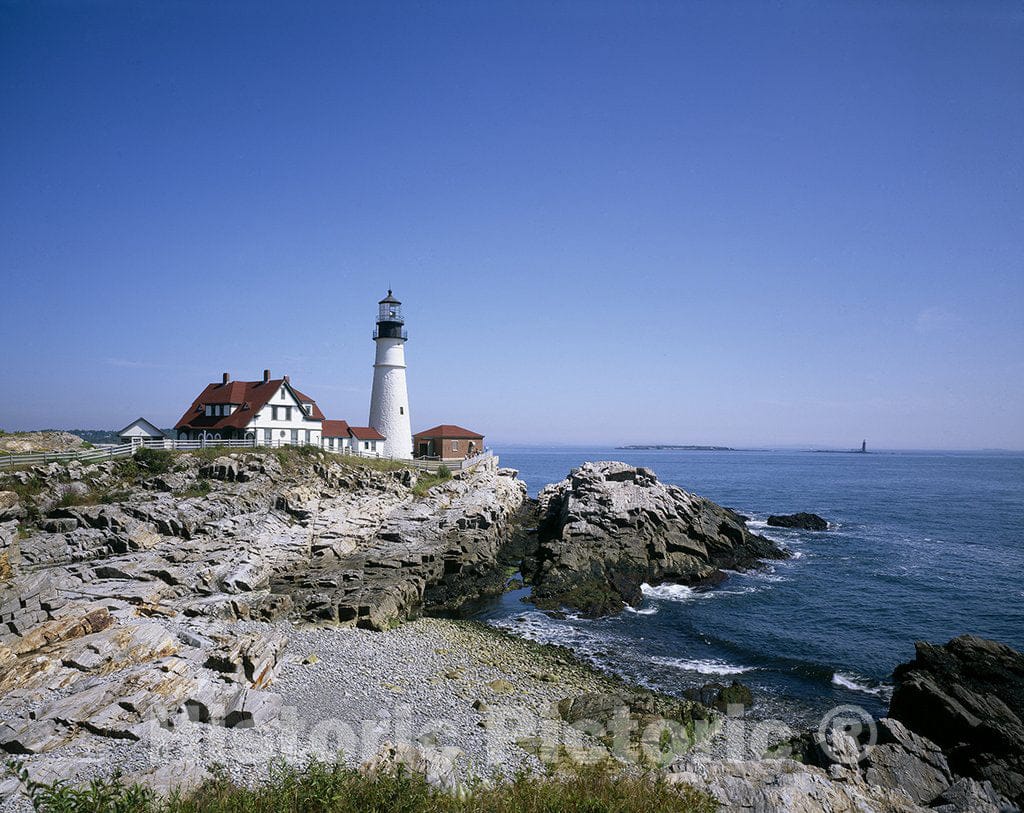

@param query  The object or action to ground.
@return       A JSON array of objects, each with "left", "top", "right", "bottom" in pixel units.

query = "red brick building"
[{"left": 413, "top": 424, "right": 484, "bottom": 461}]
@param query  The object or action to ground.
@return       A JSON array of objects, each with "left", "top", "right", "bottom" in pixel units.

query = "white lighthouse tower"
[{"left": 368, "top": 290, "right": 413, "bottom": 459}]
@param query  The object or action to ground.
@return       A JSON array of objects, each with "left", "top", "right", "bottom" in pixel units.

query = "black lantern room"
[{"left": 374, "top": 290, "right": 407, "bottom": 340}]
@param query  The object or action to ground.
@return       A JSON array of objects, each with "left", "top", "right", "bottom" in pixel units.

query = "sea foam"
[
  {"left": 652, "top": 656, "right": 754, "bottom": 676},
  {"left": 640, "top": 583, "right": 696, "bottom": 601},
  {"left": 831, "top": 672, "right": 892, "bottom": 698}
]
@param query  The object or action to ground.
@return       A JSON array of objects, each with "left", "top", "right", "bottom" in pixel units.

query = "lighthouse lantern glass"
[{"left": 378, "top": 301, "right": 403, "bottom": 323}]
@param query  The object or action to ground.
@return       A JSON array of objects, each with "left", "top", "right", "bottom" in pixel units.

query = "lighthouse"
[{"left": 368, "top": 290, "right": 413, "bottom": 459}]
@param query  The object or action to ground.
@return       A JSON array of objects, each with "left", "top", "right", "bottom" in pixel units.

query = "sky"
[{"left": 1, "top": 1, "right": 1022, "bottom": 449}]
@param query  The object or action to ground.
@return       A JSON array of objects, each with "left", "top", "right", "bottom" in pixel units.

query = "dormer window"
[{"left": 205, "top": 405, "right": 213, "bottom": 417}]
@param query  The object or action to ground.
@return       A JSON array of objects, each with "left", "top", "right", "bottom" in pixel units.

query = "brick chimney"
[
  {"left": 222, "top": 372, "right": 230, "bottom": 384},
  {"left": 263, "top": 369, "right": 271, "bottom": 383}
]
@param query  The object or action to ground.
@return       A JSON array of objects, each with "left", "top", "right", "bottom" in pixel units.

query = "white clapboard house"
[{"left": 174, "top": 370, "right": 384, "bottom": 453}]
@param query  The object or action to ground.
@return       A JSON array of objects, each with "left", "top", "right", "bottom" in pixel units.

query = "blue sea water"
[{"left": 475, "top": 447, "right": 1024, "bottom": 724}]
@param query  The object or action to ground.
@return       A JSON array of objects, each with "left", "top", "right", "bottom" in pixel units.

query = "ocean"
[{"left": 474, "top": 447, "right": 1024, "bottom": 725}]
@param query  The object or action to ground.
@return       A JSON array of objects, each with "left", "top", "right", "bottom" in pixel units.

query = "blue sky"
[{"left": 2, "top": 1, "right": 1022, "bottom": 449}]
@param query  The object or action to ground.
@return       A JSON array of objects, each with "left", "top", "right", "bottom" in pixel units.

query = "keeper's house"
[
  {"left": 413, "top": 424, "right": 484, "bottom": 461},
  {"left": 174, "top": 370, "right": 384, "bottom": 451},
  {"left": 322, "top": 420, "right": 385, "bottom": 455}
]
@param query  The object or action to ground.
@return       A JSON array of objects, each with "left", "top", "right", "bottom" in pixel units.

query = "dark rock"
[
  {"left": 684, "top": 680, "right": 754, "bottom": 714},
  {"left": 714, "top": 680, "right": 754, "bottom": 713},
  {"left": 862, "top": 717, "right": 953, "bottom": 805},
  {"left": 554, "top": 690, "right": 708, "bottom": 765},
  {"left": 889, "top": 634, "right": 1024, "bottom": 808},
  {"left": 766, "top": 512, "right": 829, "bottom": 531},
  {"left": 523, "top": 462, "right": 787, "bottom": 617},
  {"left": 932, "top": 776, "right": 1013, "bottom": 813}
]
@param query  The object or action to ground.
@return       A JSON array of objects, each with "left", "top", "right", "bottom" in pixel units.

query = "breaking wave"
[
  {"left": 831, "top": 672, "right": 893, "bottom": 699},
  {"left": 652, "top": 656, "right": 754, "bottom": 676},
  {"left": 640, "top": 583, "right": 696, "bottom": 601}
]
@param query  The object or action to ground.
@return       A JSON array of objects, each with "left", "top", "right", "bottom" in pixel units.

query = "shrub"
[
  {"left": 5, "top": 758, "right": 718, "bottom": 813},
  {"left": 6, "top": 758, "right": 158, "bottom": 812},
  {"left": 57, "top": 487, "right": 89, "bottom": 508},
  {"left": 133, "top": 447, "right": 174, "bottom": 475},
  {"left": 412, "top": 469, "right": 454, "bottom": 498},
  {"left": 175, "top": 479, "right": 211, "bottom": 499},
  {"left": 6, "top": 474, "right": 45, "bottom": 503}
]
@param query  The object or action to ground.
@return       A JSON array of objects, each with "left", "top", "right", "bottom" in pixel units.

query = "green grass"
[
  {"left": 412, "top": 466, "right": 453, "bottom": 498},
  {"left": 341, "top": 455, "right": 411, "bottom": 474},
  {"left": 174, "top": 479, "right": 211, "bottom": 499},
  {"left": 6, "top": 759, "right": 717, "bottom": 813},
  {"left": 132, "top": 447, "right": 174, "bottom": 474},
  {"left": 6, "top": 473, "right": 46, "bottom": 503}
]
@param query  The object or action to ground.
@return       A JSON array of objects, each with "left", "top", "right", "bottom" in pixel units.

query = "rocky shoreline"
[
  {"left": 1, "top": 447, "right": 1020, "bottom": 812},
  {"left": 524, "top": 461, "right": 789, "bottom": 617}
]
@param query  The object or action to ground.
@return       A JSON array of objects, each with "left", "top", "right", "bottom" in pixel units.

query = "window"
[
  {"left": 399, "top": 406, "right": 404, "bottom": 415},
  {"left": 263, "top": 429, "right": 272, "bottom": 444},
  {"left": 364, "top": 441, "right": 369, "bottom": 450},
  {"left": 285, "top": 406, "right": 292, "bottom": 421},
  {"left": 304, "top": 430, "right": 310, "bottom": 444},
  {"left": 205, "top": 405, "right": 213, "bottom": 417},
  {"left": 280, "top": 387, "right": 286, "bottom": 399},
  {"left": 452, "top": 441, "right": 459, "bottom": 451}
]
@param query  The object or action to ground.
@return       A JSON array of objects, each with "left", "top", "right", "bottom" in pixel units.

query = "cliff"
[
  {"left": 0, "top": 448, "right": 525, "bottom": 769},
  {"left": 524, "top": 461, "right": 788, "bottom": 616}
]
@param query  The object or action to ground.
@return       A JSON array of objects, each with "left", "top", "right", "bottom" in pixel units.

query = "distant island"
[
  {"left": 616, "top": 444, "right": 736, "bottom": 451},
  {"left": 813, "top": 440, "right": 869, "bottom": 454}
]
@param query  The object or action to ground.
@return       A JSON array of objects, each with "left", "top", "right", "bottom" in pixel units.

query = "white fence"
[
  {"left": 0, "top": 437, "right": 494, "bottom": 472},
  {"left": 0, "top": 442, "right": 138, "bottom": 469}
]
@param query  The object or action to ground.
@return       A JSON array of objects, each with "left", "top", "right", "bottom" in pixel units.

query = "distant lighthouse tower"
[{"left": 368, "top": 290, "right": 413, "bottom": 459}]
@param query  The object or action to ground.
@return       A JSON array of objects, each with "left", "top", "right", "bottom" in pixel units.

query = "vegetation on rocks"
[
  {"left": 413, "top": 465, "right": 453, "bottom": 498},
  {"left": 6, "top": 759, "right": 718, "bottom": 813},
  {"left": 531, "top": 574, "right": 629, "bottom": 618}
]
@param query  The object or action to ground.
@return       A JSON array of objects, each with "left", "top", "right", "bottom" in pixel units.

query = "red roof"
[
  {"left": 175, "top": 377, "right": 325, "bottom": 431},
  {"left": 413, "top": 424, "right": 484, "bottom": 439},
  {"left": 321, "top": 420, "right": 351, "bottom": 438},
  {"left": 349, "top": 426, "right": 385, "bottom": 441}
]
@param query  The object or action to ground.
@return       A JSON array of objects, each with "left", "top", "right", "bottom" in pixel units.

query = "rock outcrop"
[
  {"left": 670, "top": 755, "right": 930, "bottom": 813},
  {"left": 0, "top": 449, "right": 525, "bottom": 792},
  {"left": 889, "top": 634, "right": 1024, "bottom": 807},
  {"left": 273, "top": 462, "right": 526, "bottom": 629},
  {"left": 695, "top": 719, "right": 1012, "bottom": 813},
  {"left": 524, "top": 462, "right": 787, "bottom": 616},
  {"left": 0, "top": 431, "right": 88, "bottom": 455},
  {"left": 766, "top": 512, "right": 829, "bottom": 531}
]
